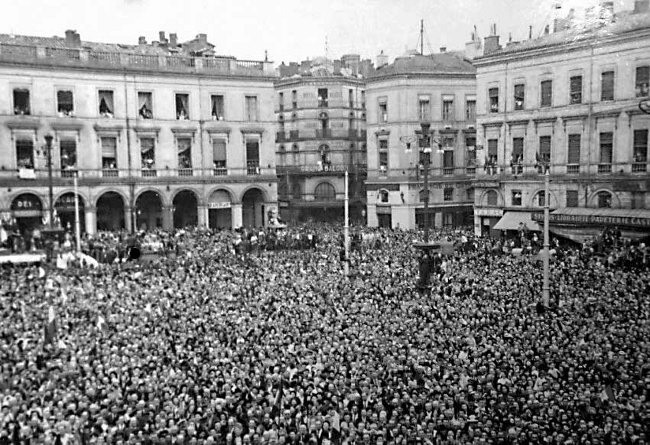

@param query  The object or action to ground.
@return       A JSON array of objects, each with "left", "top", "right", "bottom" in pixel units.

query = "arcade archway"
[
  {"left": 173, "top": 190, "right": 199, "bottom": 228},
  {"left": 135, "top": 191, "right": 163, "bottom": 230},
  {"left": 10, "top": 193, "right": 43, "bottom": 235},
  {"left": 208, "top": 189, "right": 232, "bottom": 229},
  {"left": 54, "top": 192, "right": 85, "bottom": 233},
  {"left": 97, "top": 192, "right": 125, "bottom": 231},
  {"left": 242, "top": 188, "right": 265, "bottom": 228}
]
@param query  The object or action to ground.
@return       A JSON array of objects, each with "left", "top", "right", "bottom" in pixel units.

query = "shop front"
[
  {"left": 10, "top": 193, "right": 44, "bottom": 235},
  {"left": 474, "top": 207, "right": 503, "bottom": 238}
]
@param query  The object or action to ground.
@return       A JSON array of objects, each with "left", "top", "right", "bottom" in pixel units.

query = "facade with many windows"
[
  {"left": 275, "top": 58, "right": 367, "bottom": 223},
  {"left": 365, "top": 53, "right": 477, "bottom": 230},
  {"left": 0, "top": 30, "right": 278, "bottom": 235},
  {"left": 473, "top": 5, "right": 650, "bottom": 239}
]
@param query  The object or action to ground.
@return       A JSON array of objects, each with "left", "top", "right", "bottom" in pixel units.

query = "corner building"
[
  {"left": 473, "top": 3, "right": 650, "bottom": 239},
  {"left": 274, "top": 58, "right": 367, "bottom": 223},
  {"left": 0, "top": 31, "right": 278, "bottom": 235},
  {"left": 365, "top": 53, "right": 477, "bottom": 230}
]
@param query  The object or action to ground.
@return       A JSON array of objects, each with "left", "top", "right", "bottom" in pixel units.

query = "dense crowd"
[{"left": 0, "top": 224, "right": 648, "bottom": 445}]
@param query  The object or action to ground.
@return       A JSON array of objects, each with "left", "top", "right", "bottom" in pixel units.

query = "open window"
[
  {"left": 140, "top": 138, "right": 156, "bottom": 173},
  {"left": 13, "top": 89, "right": 30, "bottom": 115},
  {"left": 138, "top": 92, "right": 153, "bottom": 119},
  {"left": 212, "top": 138, "right": 227, "bottom": 175},
  {"left": 101, "top": 137, "right": 118, "bottom": 174},
  {"left": 514, "top": 84, "right": 525, "bottom": 110},
  {"left": 569, "top": 75, "right": 583, "bottom": 104},
  {"left": 488, "top": 88, "right": 499, "bottom": 113},
  {"left": 16, "top": 139, "right": 34, "bottom": 169},
  {"left": 60, "top": 139, "right": 77, "bottom": 174},
  {"left": 211, "top": 95, "right": 225, "bottom": 120},
  {"left": 636, "top": 66, "right": 649, "bottom": 98},
  {"left": 175, "top": 93, "right": 189, "bottom": 120},
  {"left": 57, "top": 90, "right": 74, "bottom": 116},
  {"left": 317, "top": 88, "right": 328, "bottom": 107},
  {"left": 98, "top": 90, "right": 114, "bottom": 117},
  {"left": 177, "top": 138, "right": 192, "bottom": 171}
]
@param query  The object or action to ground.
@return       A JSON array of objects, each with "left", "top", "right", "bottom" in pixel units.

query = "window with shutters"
[
  {"left": 465, "top": 136, "right": 476, "bottom": 168},
  {"left": 98, "top": 90, "right": 114, "bottom": 117},
  {"left": 540, "top": 80, "right": 552, "bottom": 107},
  {"left": 511, "top": 137, "right": 523, "bottom": 174},
  {"left": 599, "top": 132, "right": 613, "bottom": 173},
  {"left": 569, "top": 75, "right": 583, "bottom": 104},
  {"left": 443, "top": 150, "right": 454, "bottom": 175},
  {"left": 487, "top": 139, "right": 498, "bottom": 164},
  {"left": 13, "top": 89, "right": 30, "bottom": 115},
  {"left": 418, "top": 95, "right": 430, "bottom": 121},
  {"left": 246, "top": 139, "right": 260, "bottom": 175},
  {"left": 488, "top": 88, "right": 499, "bottom": 113},
  {"left": 211, "top": 95, "right": 225, "bottom": 120},
  {"left": 636, "top": 66, "right": 649, "bottom": 97},
  {"left": 601, "top": 71, "right": 615, "bottom": 101},
  {"left": 514, "top": 84, "right": 525, "bottom": 110},
  {"left": 175, "top": 93, "right": 189, "bottom": 120},
  {"left": 567, "top": 134, "right": 581, "bottom": 173},
  {"left": 101, "top": 137, "right": 118, "bottom": 176},
  {"left": 57, "top": 90, "right": 74, "bottom": 116},
  {"left": 16, "top": 139, "right": 34, "bottom": 169},
  {"left": 212, "top": 139, "right": 227, "bottom": 175},
  {"left": 465, "top": 99, "right": 476, "bottom": 121},
  {"left": 245, "top": 96, "right": 258, "bottom": 121},
  {"left": 566, "top": 190, "right": 579, "bottom": 208},
  {"left": 442, "top": 98, "right": 454, "bottom": 121},
  {"left": 443, "top": 188, "right": 453, "bottom": 201},
  {"left": 633, "top": 129, "right": 648, "bottom": 163}
]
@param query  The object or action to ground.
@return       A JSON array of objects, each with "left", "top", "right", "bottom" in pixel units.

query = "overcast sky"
[{"left": 0, "top": 0, "right": 636, "bottom": 64}]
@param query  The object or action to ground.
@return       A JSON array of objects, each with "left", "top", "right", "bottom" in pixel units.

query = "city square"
[{"left": 0, "top": 0, "right": 649, "bottom": 443}]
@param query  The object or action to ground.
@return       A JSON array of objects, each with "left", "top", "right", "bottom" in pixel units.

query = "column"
[
  {"left": 84, "top": 206, "right": 97, "bottom": 235},
  {"left": 231, "top": 204, "right": 243, "bottom": 229},
  {"left": 162, "top": 205, "right": 174, "bottom": 231},
  {"left": 197, "top": 205, "right": 207, "bottom": 227},
  {"left": 124, "top": 206, "right": 133, "bottom": 232}
]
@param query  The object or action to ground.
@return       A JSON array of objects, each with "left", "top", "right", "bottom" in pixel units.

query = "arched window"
[
  {"left": 486, "top": 190, "right": 498, "bottom": 206},
  {"left": 379, "top": 190, "right": 389, "bottom": 203},
  {"left": 597, "top": 191, "right": 612, "bottom": 208},
  {"left": 292, "top": 182, "right": 302, "bottom": 199},
  {"left": 536, "top": 191, "right": 546, "bottom": 207},
  {"left": 419, "top": 189, "right": 428, "bottom": 203},
  {"left": 314, "top": 182, "right": 336, "bottom": 201}
]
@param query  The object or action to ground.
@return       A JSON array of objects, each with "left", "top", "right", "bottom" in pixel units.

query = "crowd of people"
[{"left": 0, "top": 224, "right": 648, "bottom": 445}]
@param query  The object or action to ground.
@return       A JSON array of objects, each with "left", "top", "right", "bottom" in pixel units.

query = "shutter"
[
  {"left": 246, "top": 140, "right": 259, "bottom": 161},
  {"left": 512, "top": 138, "right": 524, "bottom": 157},
  {"left": 600, "top": 133, "right": 613, "bottom": 163},
  {"left": 101, "top": 137, "right": 117, "bottom": 157},
  {"left": 568, "top": 134, "right": 581, "bottom": 164},
  {"left": 443, "top": 150, "right": 454, "bottom": 167},
  {"left": 212, "top": 139, "right": 226, "bottom": 162},
  {"left": 488, "top": 139, "right": 498, "bottom": 157}
]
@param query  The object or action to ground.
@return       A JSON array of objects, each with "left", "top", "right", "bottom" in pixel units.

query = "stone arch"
[
  {"left": 135, "top": 187, "right": 170, "bottom": 207},
  {"left": 314, "top": 181, "right": 337, "bottom": 201},
  {"left": 171, "top": 186, "right": 204, "bottom": 207},
  {"left": 172, "top": 189, "right": 200, "bottom": 228},
  {"left": 588, "top": 188, "right": 619, "bottom": 208},
  {"left": 528, "top": 188, "right": 559, "bottom": 208},
  {"left": 479, "top": 189, "right": 502, "bottom": 207},
  {"left": 241, "top": 187, "right": 267, "bottom": 228},
  {"left": 96, "top": 191, "right": 126, "bottom": 231},
  {"left": 135, "top": 189, "right": 164, "bottom": 230}
]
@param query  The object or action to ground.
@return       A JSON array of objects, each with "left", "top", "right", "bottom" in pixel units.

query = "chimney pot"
[
  {"left": 138, "top": 36, "right": 147, "bottom": 45},
  {"left": 170, "top": 33, "right": 178, "bottom": 47},
  {"left": 64, "top": 29, "right": 76, "bottom": 46},
  {"left": 634, "top": 0, "right": 649, "bottom": 13},
  {"left": 439, "top": 46, "right": 447, "bottom": 53},
  {"left": 159, "top": 31, "right": 166, "bottom": 42}
]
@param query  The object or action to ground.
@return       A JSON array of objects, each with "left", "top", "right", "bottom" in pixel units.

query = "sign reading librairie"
[{"left": 532, "top": 212, "right": 650, "bottom": 228}]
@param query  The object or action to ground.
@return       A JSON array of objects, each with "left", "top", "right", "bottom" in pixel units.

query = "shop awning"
[{"left": 493, "top": 212, "right": 541, "bottom": 231}]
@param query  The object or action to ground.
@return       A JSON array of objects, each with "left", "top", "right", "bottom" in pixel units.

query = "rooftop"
[
  {"left": 368, "top": 53, "right": 476, "bottom": 79},
  {"left": 0, "top": 31, "right": 276, "bottom": 77}
]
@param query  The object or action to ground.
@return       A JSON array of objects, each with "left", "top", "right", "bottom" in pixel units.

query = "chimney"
[
  {"left": 138, "top": 36, "right": 147, "bottom": 45},
  {"left": 483, "top": 24, "right": 501, "bottom": 55},
  {"left": 544, "top": 24, "right": 550, "bottom": 35},
  {"left": 439, "top": 46, "right": 447, "bottom": 53},
  {"left": 529, "top": 25, "right": 533, "bottom": 39},
  {"left": 169, "top": 33, "right": 178, "bottom": 47},
  {"left": 634, "top": 0, "right": 649, "bottom": 13},
  {"left": 159, "top": 31, "right": 167, "bottom": 44},
  {"left": 196, "top": 33, "right": 207, "bottom": 45},
  {"left": 376, "top": 50, "right": 388, "bottom": 68},
  {"left": 74, "top": 32, "right": 81, "bottom": 47},
  {"left": 64, "top": 29, "right": 76, "bottom": 47}
]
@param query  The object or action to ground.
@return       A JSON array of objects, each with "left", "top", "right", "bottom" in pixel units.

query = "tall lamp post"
[
  {"left": 44, "top": 135, "right": 54, "bottom": 229},
  {"left": 542, "top": 169, "right": 550, "bottom": 307},
  {"left": 419, "top": 122, "right": 432, "bottom": 243}
]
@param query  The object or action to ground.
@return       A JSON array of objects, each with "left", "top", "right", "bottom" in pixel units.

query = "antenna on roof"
[
  {"left": 325, "top": 35, "right": 329, "bottom": 60},
  {"left": 420, "top": 19, "right": 424, "bottom": 55},
  {"left": 265, "top": 50, "right": 268, "bottom": 62}
]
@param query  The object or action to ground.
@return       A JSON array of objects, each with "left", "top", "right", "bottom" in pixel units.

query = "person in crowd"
[{"left": 0, "top": 223, "right": 648, "bottom": 444}]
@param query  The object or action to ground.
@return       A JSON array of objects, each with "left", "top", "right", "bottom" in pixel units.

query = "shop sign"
[
  {"left": 208, "top": 202, "right": 231, "bottom": 209},
  {"left": 475, "top": 208, "right": 503, "bottom": 217},
  {"left": 11, "top": 195, "right": 42, "bottom": 211},
  {"left": 532, "top": 212, "right": 650, "bottom": 228}
]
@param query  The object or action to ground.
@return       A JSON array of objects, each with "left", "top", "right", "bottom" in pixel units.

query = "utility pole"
[
  {"left": 44, "top": 135, "right": 54, "bottom": 229},
  {"left": 420, "top": 20, "right": 424, "bottom": 55},
  {"left": 344, "top": 169, "right": 350, "bottom": 277},
  {"left": 542, "top": 169, "right": 550, "bottom": 307}
]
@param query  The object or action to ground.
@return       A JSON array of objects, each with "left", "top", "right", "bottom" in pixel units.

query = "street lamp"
[
  {"left": 419, "top": 122, "right": 432, "bottom": 243},
  {"left": 535, "top": 155, "right": 551, "bottom": 307}
]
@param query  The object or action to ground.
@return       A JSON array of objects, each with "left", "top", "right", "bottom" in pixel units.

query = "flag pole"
[
  {"left": 74, "top": 172, "right": 81, "bottom": 253},
  {"left": 344, "top": 169, "right": 350, "bottom": 277}
]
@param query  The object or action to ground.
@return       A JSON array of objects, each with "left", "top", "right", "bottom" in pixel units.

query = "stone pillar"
[
  {"left": 84, "top": 206, "right": 97, "bottom": 235},
  {"left": 366, "top": 204, "right": 378, "bottom": 227},
  {"left": 231, "top": 204, "right": 243, "bottom": 229},
  {"left": 124, "top": 206, "right": 133, "bottom": 232},
  {"left": 434, "top": 212, "right": 443, "bottom": 228},
  {"left": 162, "top": 205, "right": 174, "bottom": 231},
  {"left": 197, "top": 205, "right": 207, "bottom": 227}
]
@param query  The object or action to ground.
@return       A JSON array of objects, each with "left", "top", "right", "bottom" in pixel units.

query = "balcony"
[
  {"left": 247, "top": 162, "right": 260, "bottom": 176},
  {"left": 213, "top": 167, "right": 228, "bottom": 176},
  {"left": 102, "top": 169, "right": 119, "bottom": 178},
  {"left": 466, "top": 166, "right": 476, "bottom": 175},
  {"left": 598, "top": 163, "right": 612, "bottom": 174},
  {"left": 443, "top": 167, "right": 454, "bottom": 176},
  {"left": 632, "top": 162, "right": 647, "bottom": 173},
  {"left": 178, "top": 168, "right": 194, "bottom": 177},
  {"left": 142, "top": 169, "right": 157, "bottom": 177},
  {"left": 60, "top": 169, "right": 77, "bottom": 178},
  {"left": 566, "top": 164, "right": 580, "bottom": 174}
]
